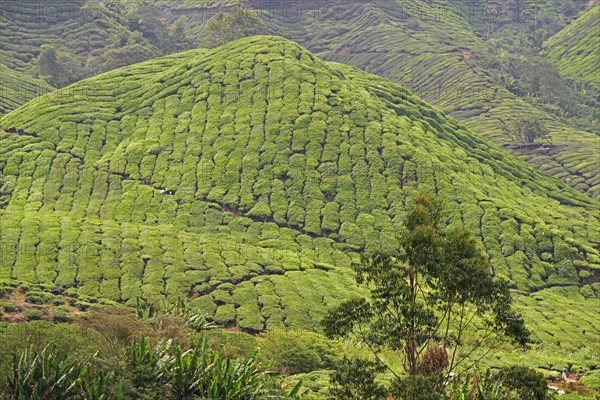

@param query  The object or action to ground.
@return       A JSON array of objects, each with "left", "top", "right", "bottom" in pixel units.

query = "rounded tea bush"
[
  {"left": 52, "top": 309, "right": 72, "bottom": 323},
  {"left": 0, "top": 301, "right": 18, "bottom": 313},
  {"left": 25, "top": 294, "right": 45, "bottom": 305},
  {"left": 24, "top": 309, "right": 45, "bottom": 321},
  {"left": 579, "top": 269, "right": 591, "bottom": 279}
]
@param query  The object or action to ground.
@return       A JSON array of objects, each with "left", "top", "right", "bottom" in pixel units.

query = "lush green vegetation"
[
  {"left": 0, "top": 4, "right": 596, "bottom": 398},
  {"left": 0, "top": 0, "right": 196, "bottom": 89},
  {"left": 503, "top": 115, "right": 550, "bottom": 143},
  {"left": 0, "top": 305, "right": 302, "bottom": 399},
  {"left": 0, "top": 64, "right": 54, "bottom": 115},
  {"left": 0, "top": 36, "right": 598, "bottom": 390},
  {"left": 1, "top": 0, "right": 598, "bottom": 193},
  {"left": 201, "top": 8, "right": 267, "bottom": 48},
  {"left": 0, "top": 0, "right": 597, "bottom": 397},
  {"left": 545, "top": 5, "right": 600, "bottom": 90},
  {"left": 323, "top": 195, "right": 542, "bottom": 399},
  {"left": 126, "top": 0, "right": 599, "bottom": 197},
  {"left": 0, "top": 1, "right": 152, "bottom": 81}
]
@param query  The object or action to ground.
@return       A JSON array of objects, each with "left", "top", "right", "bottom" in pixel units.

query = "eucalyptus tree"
[{"left": 323, "top": 194, "right": 530, "bottom": 399}]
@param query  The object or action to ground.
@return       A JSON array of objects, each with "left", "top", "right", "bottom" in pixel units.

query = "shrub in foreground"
[{"left": 0, "top": 336, "right": 295, "bottom": 400}]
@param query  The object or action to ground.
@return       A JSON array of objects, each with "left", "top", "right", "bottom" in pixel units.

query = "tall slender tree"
[{"left": 323, "top": 194, "right": 530, "bottom": 399}]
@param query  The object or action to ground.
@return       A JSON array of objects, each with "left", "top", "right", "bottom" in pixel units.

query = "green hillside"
[
  {"left": 545, "top": 5, "right": 600, "bottom": 89},
  {"left": 0, "top": 64, "right": 55, "bottom": 115},
  {"left": 0, "top": 37, "right": 598, "bottom": 372},
  {"left": 146, "top": 0, "right": 600, "bottom": 197},
  {"left": 1, "top": 0, "right": 597, "bottom": 196},
  {"left": 456, "top": 0, "right": 588, "bottom": 43},
  {"left": 264, "top": 0, "right": 600, "bottom": 198},
  {"left": 0, "top": 0, "right": 160, "bottom": 85}
]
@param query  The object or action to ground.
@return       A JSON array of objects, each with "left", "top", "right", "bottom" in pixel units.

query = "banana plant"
[
  {"left": 161, "top": 340, "right": 287, "bottom": 400},
  {"left": 163, "top": 341, "right": 217, "bottom": 399},
  {"left": 447, "top": 369, "right": 506, "bottom": 400},
  {"left": 2, "top": 338, "right": 296, "bottom": 399},
  {"left": 80, "top": 370, "right": 113, "bottom": 400},
  {"left": 130, "top": 337, "right": 171, "bottom": 373},
  {"left": 447, "top": 374, "right": 471, "bottom": 400},
  {"left": 4, "top": 343, "right": 90, "bottom": 400},
  {"left": 135, "top": 297, "right": 160, "bottom": 319},
  {"left": 206, "top": 351, "right": 280, "bottom": 399}
]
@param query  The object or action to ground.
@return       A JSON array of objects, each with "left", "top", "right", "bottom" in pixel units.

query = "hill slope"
[
  {"left": 0, "top": 64, "right": 55, "bottom": 115},
  {"left": 264, "top": 0, "right": 600, "bottom": 198},
  {"left": 2, "top": 0, "right": 597, "bottom": 195},
  {"left": 545, "top": 4, "right": 600, "bottom": 89},
  {"left": 0, "top": 36, "right": 598, "bottom": 364},
  {"left": 151, "top": 0, "right": 600, "bottom": 197},
  {"left": 0, "top": 0, "right": 160, "bottom": 85}
]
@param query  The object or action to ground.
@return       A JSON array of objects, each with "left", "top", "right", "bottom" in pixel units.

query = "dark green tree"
[
  {"left": 4, "top": 343, "right": 95, "bottom": 400},
  {"left": 168, "top": 18, "right": 195, "bottom": 53},
  {"left": 328, "top": 357, "right": 386, "bottom": 400},
  {"left": 495, "top": 365, "right": 549, "bottom": 400},
  {"left": 202, "top": 8, "right": 268, "bottom": 48},
  {"left": 86, "top": 32, "right": 159, "bottom": 74},
  {"left": 36, "top": 45, "right": 83, "bottom": 87},
  {"left": 503, "top": 115, "right": 550, "bottom": 143},
  {"left": 323, "top": 194, "right": 530, "bottom": 399}
]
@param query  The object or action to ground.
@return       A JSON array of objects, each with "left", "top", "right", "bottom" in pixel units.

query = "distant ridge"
[{"left": 0, "top": 64, "right": 54, "bottom": 115}]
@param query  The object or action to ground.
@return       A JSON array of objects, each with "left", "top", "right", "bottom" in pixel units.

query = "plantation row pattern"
[
  {"left": 0, "top": 64, "right": 54, "bottom": 115},
  {"left": 159, "top": 0, "right": 600, "bottom": 197},
  {"left": 0, "top": 37, "right": 598, "bottom": 333},
  {"left": 545, "top": 5, "right": 600, "bottom": 90},
  {"left": 0, "top": 207, "right": 362, "bottom": 333}
]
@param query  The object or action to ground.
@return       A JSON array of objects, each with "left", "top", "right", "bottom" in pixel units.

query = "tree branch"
[{"left": 356, "top": 322, "right": 402, "bottom": 381}]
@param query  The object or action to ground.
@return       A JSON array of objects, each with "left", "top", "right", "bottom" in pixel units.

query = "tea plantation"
[
  {"left": 2, "top": 0, "right": 598, "bottom": 196},
  {"left": 0, "top": 0, "right": 160, "bottom": 81},
  {"left": 0, "top": 36, "right": 598, "bottom": 347},
  {"left": 0, "top": 63, "right": 54, "bottom": 115},
  {"left": 545, "top": 4, "right": 600, "bottom": 90},
  {"left": 146, "top": 0, "right": 600, "bottom": 197}
]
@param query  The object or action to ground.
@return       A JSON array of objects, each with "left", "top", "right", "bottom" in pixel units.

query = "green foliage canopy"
[
  {"left": 323, "top": 194, "right": 530, "bottom": 397},
  {"left": 202, "top": 8, "right": 268, "bottom": 48},
  {"left": 503, "top": 115, "right": 550, "bottom": 143}
]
